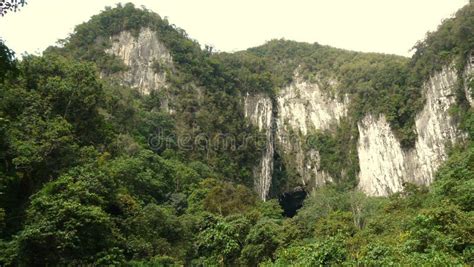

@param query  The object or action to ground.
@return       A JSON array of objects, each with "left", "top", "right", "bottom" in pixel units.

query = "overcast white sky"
[{"left": 0, "top": 0, "right": 469, "bottom": 57}]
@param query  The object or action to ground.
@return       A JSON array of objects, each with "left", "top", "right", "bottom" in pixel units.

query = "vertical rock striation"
[
  {"left": 464, "top": 59, "right": 474, "bottom": 107},
  {"left": 275, "top": 75, "right": 348, "bottom": 187},
  {"left": 357, "top": 64, "right": 471, "bottom": 196},
  {"left": 277, "top": 75, "right": 348, "bottom": 135},
  {"left": 246, "top": 64, "right": 471, "bottom": 198},
  {"left": 410, "top": 65, "right": 462, "bottom": 185},
  {"left": 357, "top": 115, "right": 407, "bottom": 195},
  {"left": 244, "top": 94, "right": 274, "bottom": 200},
  {"left": 105, "top": 28, "right": 172, "bottom": 95},
  {"left": 244, "top": 74, "right": 347, "bottom": 199},
  {"left": 105, "top": 27, "right": 472, "bottom": 199}
]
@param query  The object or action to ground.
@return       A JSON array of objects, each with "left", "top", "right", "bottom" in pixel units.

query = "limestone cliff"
[
  {"left": 105, "top": 28, "right": 172, "bottom": 95},
  {"left": 244, "top": 74, "right": 347, "bottom": 198},
  {"left": 357, "top": 64, "right": 471, "bottom": 196},
  {"left": 244, "top": 94, "right": 274, "bottom": 200},
  {"left": 465, "top": 60, "right": 474, "bottom": 106},
  {"left": 245, "top": 62, "right": 471, "bottom": 197},
  {"left": 357, "top": 115, "right": 406, "bottom": 195},
  {"left": 276, "top": 75, "right": 348, "bottom": 135},
  {"left": 103, "top": 28, "right": 472, "bottom": 199},
  {"left": 275, "top": 75, "right": 346, "bottom": 186}
]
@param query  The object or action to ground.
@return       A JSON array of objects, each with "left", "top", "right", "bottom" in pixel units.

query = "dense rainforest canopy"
[{"left": 0, "top": 3, "right": 473, "bottom": 265}]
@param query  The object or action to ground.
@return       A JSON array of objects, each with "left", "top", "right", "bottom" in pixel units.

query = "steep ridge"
[
  {"left": 358, "top": 63, "right": 471, "bottom": 195},
  {"left": 105, "top": 28, "right": 172, "bottom": 94},
  {"left": 2, "top": 3, "right": 474, "bottom": 265},
  {"left": 276, "top": 74, "right": 348, "bottom": 136},
  {"left": 243, "top": 94, "right": 274, "bottom": 200},
  {"left": 244, "top": 60, "right": 472, "bottom": 197},
  {"left": 465, "top": 59, "right": 474, "bottom": 106},
  {"left": 243, "top": 73, "right": 350, "bottom": 198},
  {"left": 103, "top": 19, "right": 472, "bottom": 198},
  {"left": 275, "top": 74, "right": 348, "bottom": 186},
  {"left": 50, "top": 3, "right": 474, "bottom": 199}
]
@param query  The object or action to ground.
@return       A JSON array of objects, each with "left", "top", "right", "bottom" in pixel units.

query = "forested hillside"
[{"left": 0, "top": 3, "right": 473, "bottom": 265}]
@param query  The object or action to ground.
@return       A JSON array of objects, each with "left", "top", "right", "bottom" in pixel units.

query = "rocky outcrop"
[
  {"left": 411, "top": 65, "right": 463, "bottom": 184},
  {"left": 357, "top": 64, "right": 470, "bottom": 196},
  {"left": 105, "top": 27, "right": 472, "bottom": 199},
  {"left": 464, "top": 59, "right": 474, "bottom": 106},
  {"left": 245, "top": 63, "right": 470, "bottom": 198},
  {"left": 244, "top": 75, "right": 346, "bottom": 198},
  {"left": 275, "top": 76, "right": 346, "bottom": 186},
  {"left": 105, "top": 28, "right": 172, "bottom": 95},
  {"left": 244, "top": 94, "right": 274, "bottom": 201},
  {"left": 277, "top": 75, "right": 348, "bottom": 135},
  {"left": 357, "top": 115, "right": 406, "bottom": 195}
]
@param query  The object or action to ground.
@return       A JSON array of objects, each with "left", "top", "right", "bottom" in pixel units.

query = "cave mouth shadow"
[{"left": 278, "top": 187, "right": 307, "bottom": 217}]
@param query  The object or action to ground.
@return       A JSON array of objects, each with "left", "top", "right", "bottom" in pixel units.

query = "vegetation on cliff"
[{"left": 0, "top": 2, "right": 473, "bottom": 265}]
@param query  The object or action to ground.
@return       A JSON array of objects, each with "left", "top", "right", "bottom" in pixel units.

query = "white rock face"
[
  {"left": 464, "top": 59, "right": 474, "bottom": 106},
  {"left": 247, "top": 63, "right": 470, "bottom": 198},
  {"left": 275, "top": 76, "right": 347, "bottom": 186},
  {"left": 358, "top": 64, "right": 470, "bottom": 196},
  {"left": 277, "top": 75, "right": 348, "bottom": 135},
  {"left": 244, "top": 75, "right": 346, "bottom": 199},
  {"left": 411, "top": 65, "right": 462, "bottom": 184},
  {"left": 244, "top": 94, "right": 274, "bottom": 201},
  {"left": 105, "top": 28, "right": 472, "bottom": 199},
  {"left": 105, "top": 28, "right": 172, "bottom": 95},
  {"left": 357, "top": 115, "right": 406, "bottom": 196}
]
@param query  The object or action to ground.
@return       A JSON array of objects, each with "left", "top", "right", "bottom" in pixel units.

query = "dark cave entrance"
[{"left": 279, "top": 187, "right": 307, "bottom": 217}]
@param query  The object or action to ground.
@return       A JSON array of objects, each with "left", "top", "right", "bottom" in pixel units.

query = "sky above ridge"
[{"left": 0, "top": 0, "right": 469, "bottom": 57}]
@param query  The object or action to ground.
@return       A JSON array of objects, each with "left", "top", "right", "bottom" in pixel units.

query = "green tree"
[
  {"left": 194, "top": 214, "right": 250, "bottom": 265},
  {"left": 0, "top": 40, "right": 17, "bottom": 82},
  {"left": 0, "top": 0, "right": 27, "bottom": 16},
  {"left": 264, "top": 236, "right": 347, "bottom": 266},
  {"left": 240, "top": 218, "right": 283, "bottom": 266}
]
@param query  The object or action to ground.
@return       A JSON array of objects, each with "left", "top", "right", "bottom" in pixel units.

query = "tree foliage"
[
  {"left": 0, "top": 2, "right": 473, "bottom": 266},
  {"left": 0, "top": 0, "right": 26, "bottom": 16}
]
